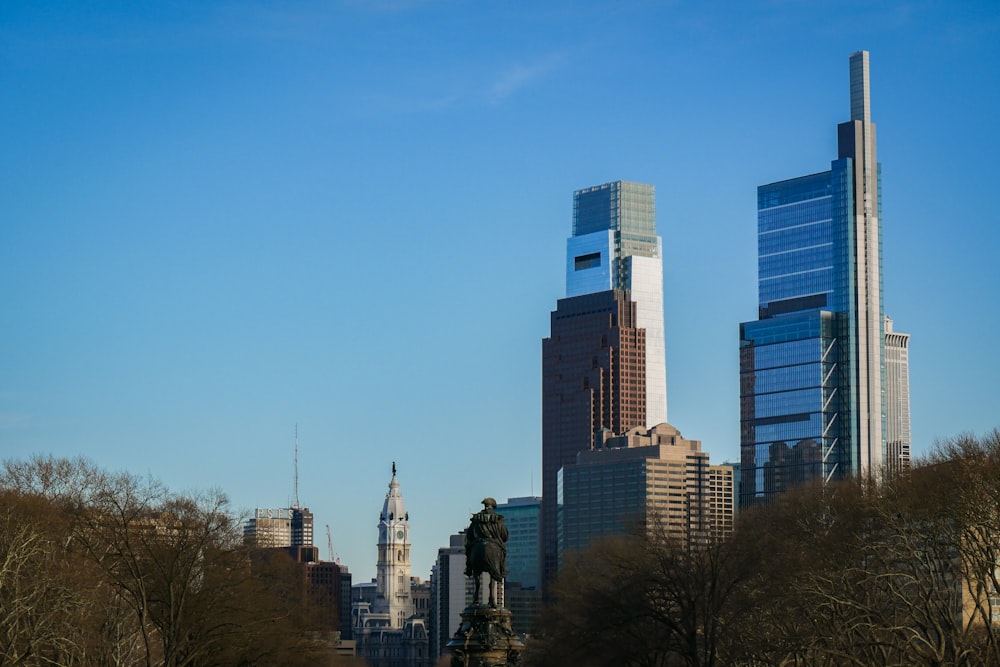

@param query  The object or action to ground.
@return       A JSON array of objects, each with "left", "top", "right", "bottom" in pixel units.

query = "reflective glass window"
[
  {"left": 754, "top": 388, "right": 823, "bottom": 417},
  {"left": 746, "top": 363, "right": 823, "bottom": 393},
  {"left": 749, "top": 414, "right": 824, "bottom": 444},
  {"left": 748, "top": 338, "right": 822, "bottom": 369}
]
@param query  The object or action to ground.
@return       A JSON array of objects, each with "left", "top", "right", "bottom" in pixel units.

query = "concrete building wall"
[{"left": 560, "top": 423, "right": 733, "bottom": 556}]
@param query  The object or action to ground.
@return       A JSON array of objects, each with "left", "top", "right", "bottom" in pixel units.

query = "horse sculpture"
[{"left": 464, "top": 497, "right": 509, "bottom": 607}]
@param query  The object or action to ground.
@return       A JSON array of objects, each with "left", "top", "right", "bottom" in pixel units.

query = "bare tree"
[
  {"left": 525, "top": 534, "right": 665, "bottom": 666},
  {"left": 1, "top": 456, "right": 354, "bottom": 666},
  {"left": 532, "top": 430, "right": 1000, "bottom": 667},
  {"left": 0, "top": 492, "right": 92, "bottom": 667},
  {"left": 738, "top": 434, "right": 1000, "bottom": 667},
  {"left": 526, "top": 521, "right": 757, "bottom": 667},
  {"left": 924, "top": 430, "right": 1000, "bottom": 664},
  {"left": 1, "top": 454, "right": 106, "bottom": 506},
  {"left": 71, "top": 475, "right": 261, "bottom": 667}
]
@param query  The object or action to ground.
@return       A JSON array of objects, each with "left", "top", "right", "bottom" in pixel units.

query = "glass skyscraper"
[
  {"left": 566, "top": 180, "right": 667, "bottom": 427},
  {"left": 495, "top": 497, "right": 541, "bottom": 590},
  {"left": 739, "top": 51, "right": 910, "bottom": 506},
  {"left": 541, "top": 179, "right": 669, "bottom": 591}
]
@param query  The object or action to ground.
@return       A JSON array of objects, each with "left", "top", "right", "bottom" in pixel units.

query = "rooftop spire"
[
  {"left": 849, "top": 50, "right": 871, "bottom": 123},
  {"left": 381, "top": 462, "right": 407, "bottom": 523}
]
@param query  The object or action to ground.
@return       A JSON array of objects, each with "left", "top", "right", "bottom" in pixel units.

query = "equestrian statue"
[{"left": 464, "top": 497, "right": 508, "bottom": 607}]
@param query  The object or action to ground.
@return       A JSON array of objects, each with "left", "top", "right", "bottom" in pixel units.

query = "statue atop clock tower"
[{"left": 373, "top": 462, "right": 413, "bottom": 628}]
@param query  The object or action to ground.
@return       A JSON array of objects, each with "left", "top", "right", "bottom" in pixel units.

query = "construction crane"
[{"left": 326, "top": 524, "right": 340, "bottom": 563}]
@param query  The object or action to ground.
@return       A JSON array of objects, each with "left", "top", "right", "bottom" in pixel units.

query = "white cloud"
[{"left": 488, "top": 53, "right": 566, "bottom": 104}]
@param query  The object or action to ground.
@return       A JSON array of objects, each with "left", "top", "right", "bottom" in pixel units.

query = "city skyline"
[{"left": 2, "top": 2, "right": 998, "bottom": 583}]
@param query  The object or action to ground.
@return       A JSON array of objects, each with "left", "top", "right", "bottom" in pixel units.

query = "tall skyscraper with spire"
[
  {"left": 541, "top": 180, "right": 667, "bottom": 591},
  {"left": 739, "top": 51, "right": 910, "bottom": 505}
]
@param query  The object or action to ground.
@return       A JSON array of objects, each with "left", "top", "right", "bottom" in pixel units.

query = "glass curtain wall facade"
[
  {"left": 573, "top": 181, "right": 659, "bottom": 278},
  {"left": 495, "top": 497, "right": 541, "bottom": 590},
  {"left": 740, "top": 311, "right": 843, "bottom": 500},
  {"left": 739, "top": 51, "right": 892, "bottom": 506},
  {"left": 558, "top": 453, "right": 648, "bottom": 557},
  {"left": 567, "top": 181, "right": 667, "bottom": 428}
]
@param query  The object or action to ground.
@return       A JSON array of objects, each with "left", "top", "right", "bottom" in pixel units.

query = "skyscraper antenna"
[{"left": 293, "top": 424, "right": 300, "bottom": 509}]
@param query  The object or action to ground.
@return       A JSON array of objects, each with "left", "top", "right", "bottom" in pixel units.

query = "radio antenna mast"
[{"left": 293, "top": 424, "right": 300, "bottom": 509}]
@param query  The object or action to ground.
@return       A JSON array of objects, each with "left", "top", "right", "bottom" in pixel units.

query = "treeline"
[
  {"left": 526, "top": 430, "right": 1000, "bottom": 667},
  {"left": 0, "top": 457, "right": 362, "bottom": 667}
]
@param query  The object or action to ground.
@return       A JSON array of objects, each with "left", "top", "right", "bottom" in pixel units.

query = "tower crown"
[{"left": 380, "top": 462, "right": 408, "bottom": 524}]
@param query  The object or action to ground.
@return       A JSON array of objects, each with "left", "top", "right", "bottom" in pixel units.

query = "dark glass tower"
[{"left": 739, "top": 51, "right": 900, "bottom": 506}]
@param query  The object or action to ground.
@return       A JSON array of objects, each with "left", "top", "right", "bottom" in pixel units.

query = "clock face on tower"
[{"left": 396, "top": 530, "right": 404, "bottom": 540}]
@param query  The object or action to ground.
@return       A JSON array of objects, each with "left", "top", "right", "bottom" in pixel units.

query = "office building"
[
  {"left": 248, "top": 545, "right": 354, "bottom": 648},
  {"left": 243, "top": 506, "right": 313, "bottom": 548},
  {"left": 542, "top": 289, "right": 647, "bottom": 589},
  {"left": 542, "top": 180, "right": 670, "bottom": 591},
  {"left": 884, "top": 316, "right": 912, "bottom": 475},
  {"left": 706, "top": 464, "right": 736, "bottom": 541},
  {"left": 495, "top": 496, "right": 541, "bottom": 590},
  {"left": 306, "top": 559, "right": 353, "bottom": 641},
  {"left": 495, "top": 497, "right": 541, "bottom": 636},
  {"left": 722, "top": 459, "right": 741, "bottom": 516},
  {"left": 559, "top": 423, "right": 734, "bottom": 555},
  {"left": 291, "top": 506, "right": 313, "bottom": 547},
  {"left": 567, "top": 181, "right": 667, "bottom": 427},
  {"left": 351, "top": 579, "right": 377, "bottom": 635},
  {"left": 429, "top": 534, "right": 472, "bottom": 662},
  {"left": 739, "top": 51, "right": 910, "bottom": 505},
  {"left": 503, "top": 581, "right": 541, "bottom": 637},
  {"left": 410, "top": 577, "right": 431, "bottom": 623}
]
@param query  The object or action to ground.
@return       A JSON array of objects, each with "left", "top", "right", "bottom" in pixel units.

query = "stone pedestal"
[{"left": 446, "top": 605, "right": 524, "bottom": 666}]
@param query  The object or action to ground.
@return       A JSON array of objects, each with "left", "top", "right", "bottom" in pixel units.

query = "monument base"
[{"left": 446, "top": 604, "right": 524, "bottom": 667}]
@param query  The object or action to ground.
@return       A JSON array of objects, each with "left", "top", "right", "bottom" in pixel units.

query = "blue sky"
[{"left": 2, "top": 1, "right": 998, "bottom": 582}]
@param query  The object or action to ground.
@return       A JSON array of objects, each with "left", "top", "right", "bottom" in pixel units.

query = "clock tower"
[{"left": 373, "top": 462, "right": 413, "bottom": 628}]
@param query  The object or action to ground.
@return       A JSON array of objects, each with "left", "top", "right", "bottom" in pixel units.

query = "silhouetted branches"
[
  {"left": 0, "top": 456, "right": 357, "bottom": 667},
  {"left": 527, "top": 429, "right": 1000, "bottom": 667}
]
